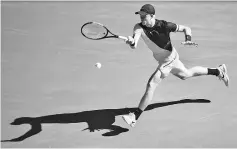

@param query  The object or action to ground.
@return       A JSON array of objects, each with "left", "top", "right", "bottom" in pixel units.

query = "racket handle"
[{"left": 118, "top": 36, "right": 128, "bottom": 41}]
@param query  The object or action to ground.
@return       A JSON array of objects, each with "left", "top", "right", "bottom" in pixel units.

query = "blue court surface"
[{"left": 1, "top": 1, "right": 237, "bottom": 148}]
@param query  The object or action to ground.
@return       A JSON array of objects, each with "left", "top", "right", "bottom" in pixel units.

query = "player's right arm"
[{"left": 126, "top": 24, "right": 142, "bottom": 49}]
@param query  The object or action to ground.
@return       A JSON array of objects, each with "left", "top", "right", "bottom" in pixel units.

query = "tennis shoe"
[
  {"left": 122, "top": 113, "right": 136, "bottom": 127},
  {"left": 217, "top": 64, "right": 229, "bottom": 87}
]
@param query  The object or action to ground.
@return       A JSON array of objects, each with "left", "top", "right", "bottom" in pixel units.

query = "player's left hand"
[{"left": 181, "top": 41, "right": 198, "bottom": 47}]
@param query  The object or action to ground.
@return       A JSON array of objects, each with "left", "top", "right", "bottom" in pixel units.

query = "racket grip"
[{"left": 118, "top": 36, "right": 128, "bottom": 41}]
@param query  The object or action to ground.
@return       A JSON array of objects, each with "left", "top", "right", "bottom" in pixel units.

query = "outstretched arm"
[{"left": 126, "top": 24, "right": 142, "bottom": 49}]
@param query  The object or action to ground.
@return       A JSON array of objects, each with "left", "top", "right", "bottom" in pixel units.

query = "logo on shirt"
[{"left": 150, "top": 30, "right": 159, "bottom": 35}]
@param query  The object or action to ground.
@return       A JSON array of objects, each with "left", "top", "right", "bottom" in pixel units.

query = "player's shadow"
[{"left": 1, "top": 98, "right": 210, "bottom": 142}]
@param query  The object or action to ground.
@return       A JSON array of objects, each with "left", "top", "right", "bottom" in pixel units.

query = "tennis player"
[{"left": 122, "top": 4, "right": 229, "bottom": 127}]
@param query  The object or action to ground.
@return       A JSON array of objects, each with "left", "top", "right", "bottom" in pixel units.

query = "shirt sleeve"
[
  {"left": 133, "top": 23, "right": 143, "bottom": 37},
  {"left": 160, "top": 20, "right": 178, "bottom": 33}
]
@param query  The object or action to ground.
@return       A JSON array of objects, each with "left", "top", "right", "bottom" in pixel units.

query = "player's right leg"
[{"left": 122, "top": 68, "right": 164, "bottom": 127}]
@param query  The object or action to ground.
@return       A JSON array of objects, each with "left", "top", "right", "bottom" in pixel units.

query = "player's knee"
[
  {"left": 147, "top": 77, "right": 160, "bottom": 89},
  {"left": 179, "top": 76, "right": 188, "bottom": 80},
  {"left": 147, "top": 81, "right": 157, "bottom": 88},
  {"left": 176, "top": 73, "right": 192, "bottom": 80},
  {"left": 146, "top": 82, "right": 157, "bottom": 92},
  {"left": 146, "top": 70, "right": 163, "bottom": 89}
]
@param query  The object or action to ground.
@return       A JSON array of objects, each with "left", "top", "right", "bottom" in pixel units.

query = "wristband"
[{"left": 185, "top": 35, "right": 191, "bottom": 41}]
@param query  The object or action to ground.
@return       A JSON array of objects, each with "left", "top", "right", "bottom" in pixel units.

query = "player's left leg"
[{"left": 170, "top": 60, "right": 229, "bottom": 86}]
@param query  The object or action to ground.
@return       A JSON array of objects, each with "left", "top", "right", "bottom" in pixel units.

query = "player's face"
[{"left": 140, "top": 13, "right": 153, "bottom": 27}]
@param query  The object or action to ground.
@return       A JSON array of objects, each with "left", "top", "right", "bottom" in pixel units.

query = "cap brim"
[
  {"left": 135, "top": 11, "right": 148, "bottom": 15},
  {"left": 135, "top": 11, "right": 140, "bottom": 14}
]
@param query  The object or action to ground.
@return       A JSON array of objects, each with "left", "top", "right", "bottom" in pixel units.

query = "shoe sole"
[
  {"left": 122, "top": 116, "right": 136, "bottom": 127},
  {"left": 122, "top": 116, "right": 131, "bottom": 125},
  {"left": 222, "top": 64, "right": 229, "bottom": 87}
]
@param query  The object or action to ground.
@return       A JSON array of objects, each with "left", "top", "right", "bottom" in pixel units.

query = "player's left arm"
[
  {"left": 175, "top": 24, "right": 192, "bottom": 42},
  {"left": 164, "top": 21, "right": 192, "bottom": 42},
  {"left": 166, "top": 22, "right": 198, "bottom": 46}
]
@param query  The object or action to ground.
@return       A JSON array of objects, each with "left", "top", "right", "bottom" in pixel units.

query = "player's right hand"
[{"left": 126, "top": 36, "right": 135, "bottom": 45}]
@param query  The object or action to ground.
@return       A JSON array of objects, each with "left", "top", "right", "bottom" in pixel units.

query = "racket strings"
[{"left": 81, "top": 23, "right": 107, "bottom": 39}]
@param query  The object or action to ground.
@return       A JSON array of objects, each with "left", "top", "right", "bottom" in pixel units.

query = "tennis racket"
[{"left": 81, "top": 22, "right": 128, "bottom": 41}]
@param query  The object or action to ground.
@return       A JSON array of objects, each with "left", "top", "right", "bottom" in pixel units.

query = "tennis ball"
[{"left": 95, "top": 62, "right": 102, "bottom": 69}]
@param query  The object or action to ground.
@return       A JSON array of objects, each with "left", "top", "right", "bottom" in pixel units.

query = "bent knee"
[
  {"left": 147, "top": 80, "right": 159, "bottom": 88},
  {"left": 146, "top": 77, "right": 162, "bottom": 89},
  {"left": 175, "top": 72, "right": 193, "bottom": 80},
  {"left": 178, "top": 76, "right": 189, "bottom": 80}
]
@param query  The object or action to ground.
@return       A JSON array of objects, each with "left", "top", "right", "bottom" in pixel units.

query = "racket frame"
[{"left": 81, "top": 21, "right": 127, "bottom": 41}]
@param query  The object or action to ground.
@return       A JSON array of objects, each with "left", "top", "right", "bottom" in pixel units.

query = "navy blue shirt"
[{"left": 139, "top": 19, "right": 178, "bottom": 51}]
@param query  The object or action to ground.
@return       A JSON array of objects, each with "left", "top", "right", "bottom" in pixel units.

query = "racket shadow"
[{"left": 1, "top": 98, "right": 210, "bottom": 142}]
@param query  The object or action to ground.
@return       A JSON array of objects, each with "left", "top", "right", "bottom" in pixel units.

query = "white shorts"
[{"left": 156, "top": 47, "right": 184, "bottom": 78}]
